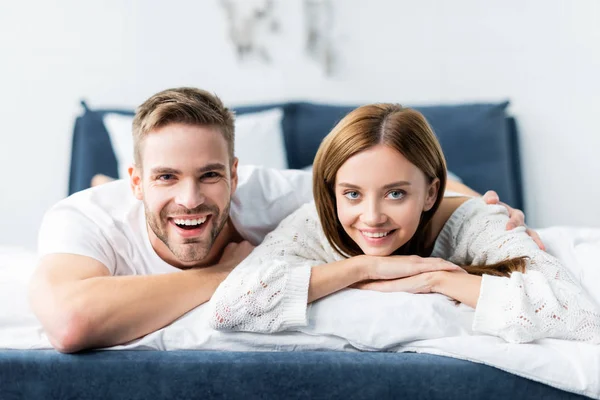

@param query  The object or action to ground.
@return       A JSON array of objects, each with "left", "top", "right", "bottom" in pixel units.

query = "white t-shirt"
[
  {"left": 38, "top": 165, "right": 463, "bottom": 276},
  {"left": 37, "top": 165, "right": 313, "bottom": 276}
]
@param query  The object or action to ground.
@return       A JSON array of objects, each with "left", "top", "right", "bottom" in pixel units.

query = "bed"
[{"left": 2, "top": 100, "right": 595, "bottom": 400}]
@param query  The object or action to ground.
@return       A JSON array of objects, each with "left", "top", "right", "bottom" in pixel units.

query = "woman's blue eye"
[
  {"left": 387, "top": 190, "right": 405, "bottom": 199},
  {"left": 344, "top": 191, "right": 360, "bottom": 200}
]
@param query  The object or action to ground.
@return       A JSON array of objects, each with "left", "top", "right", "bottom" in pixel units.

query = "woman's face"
[{"left": 335, "top": 144, "right": 439, "bottom": 256}]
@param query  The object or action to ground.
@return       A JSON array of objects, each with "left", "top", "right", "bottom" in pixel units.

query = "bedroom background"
[{"left": 1, "top": 0, "right": 599, "bottom": 250}]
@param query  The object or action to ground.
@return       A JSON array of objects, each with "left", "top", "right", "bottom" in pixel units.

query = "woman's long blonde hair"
[{"left": 312, "top": 104, "right": 526, "bottom": 277}]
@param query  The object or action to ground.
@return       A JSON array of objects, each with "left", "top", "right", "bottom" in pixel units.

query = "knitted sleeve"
[
  {"left": 434, "top": 199, "right": 600, "bottom": 343},
  {"left": 208, "top": 202, "right": 338, "bottom": 333}
]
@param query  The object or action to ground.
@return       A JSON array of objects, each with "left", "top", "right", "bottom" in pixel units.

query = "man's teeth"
[
  {"left": 362, "top": 231, "right": 390, "bottom": 238},
  {"left": 174, "top": 217, "right": 207, "bottom": 226}
]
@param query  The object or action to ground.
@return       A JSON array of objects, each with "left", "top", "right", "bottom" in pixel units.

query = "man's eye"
[
  {"left": 158, "top": 174, "right": 174, "bottom": 181},
  {"left": 344, "top": 191, "right": 360, "bottom": 200},
  {"left": 201, "top": 172, "right": 222, "bottom": 181},
  {"left": 386, "top": 190, "right": 405, "bottom": 200}
]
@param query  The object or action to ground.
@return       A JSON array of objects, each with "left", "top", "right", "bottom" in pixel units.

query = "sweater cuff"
[
  {"left": 279, "top": 265, "right": 312, "bottom": 329},
  {"left": 472, "top": 274, "right": 510, "bottom": 337}
]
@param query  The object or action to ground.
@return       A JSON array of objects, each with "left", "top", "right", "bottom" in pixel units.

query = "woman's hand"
[
  {"left": 364, "top": 255, "right": 464, "bottom": 281},
  {"left": 353, "top": 271, "right": 442, "bottom": 294},
  {"left": 355, "top": 269, "right": 481, "bottom": 308}
]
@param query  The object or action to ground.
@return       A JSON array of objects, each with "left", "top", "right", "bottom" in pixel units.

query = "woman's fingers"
[
  {"left": 373, "top": 256, "right": 461, "bottom": 280},
  {"left": 355, "top": 273, "right": 437, "bottom": 294}
]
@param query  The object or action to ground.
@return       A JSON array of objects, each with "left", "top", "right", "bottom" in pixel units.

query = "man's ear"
[
  {"left": 230, "top": 157, "right": 239, "bottom": 195},
  {"left": 129, "top": 164, "right": 143, "bottom": 200},
  {"left": 423, "top": 178, "right": 440, "bottom": 212}
]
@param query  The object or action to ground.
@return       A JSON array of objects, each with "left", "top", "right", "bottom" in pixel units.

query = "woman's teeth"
[{"left": 362, "top": 231, "right": 390, "bottom": 238}]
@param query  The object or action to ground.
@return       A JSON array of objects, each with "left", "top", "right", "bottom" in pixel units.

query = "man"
[{"left": 29, "top": 87, "right": 539, "bottom": 353}]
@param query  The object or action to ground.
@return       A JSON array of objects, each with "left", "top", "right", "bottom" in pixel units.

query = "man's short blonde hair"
[{"left": 132, "top": 87, "right": 235, "bottom": 166}]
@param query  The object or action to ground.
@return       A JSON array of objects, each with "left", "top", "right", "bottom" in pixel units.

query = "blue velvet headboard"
[{"left": 68, "top": 100, "right": 523, "bottom": 210}]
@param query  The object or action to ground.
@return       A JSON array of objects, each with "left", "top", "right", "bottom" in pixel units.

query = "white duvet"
[{"left": 2, "top": 227, "right": 599, "bottom": 399}]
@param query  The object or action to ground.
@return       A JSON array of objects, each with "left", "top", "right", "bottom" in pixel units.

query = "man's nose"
[{"left": 174, "top": 179, "right": 206, "bottom": 210}]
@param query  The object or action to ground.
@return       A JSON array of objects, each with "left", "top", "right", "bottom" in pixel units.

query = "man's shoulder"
[
  {"left": 38, "top": 180, "right": 149, "bottom": 275},
  {"left": 49, "top": 179, "right": 138, "bottom": 223}
]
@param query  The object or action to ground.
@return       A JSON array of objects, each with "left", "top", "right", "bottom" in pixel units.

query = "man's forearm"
[
  {"left": 446, "top": 179, "right": 480, "bottom": 197},
  {"left": 48, "top": 267, "right": 226, "bottom": 352}
]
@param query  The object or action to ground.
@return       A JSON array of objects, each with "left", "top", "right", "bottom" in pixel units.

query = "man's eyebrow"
[
  {"left": 150, "top": 167, "right": 181, "bottom": 175},
  {"left": 149, "top": 164, "right": 227, "bottom": 175},
  {"left": 197, "top": 163, "right": 227, "bottom": 173}
]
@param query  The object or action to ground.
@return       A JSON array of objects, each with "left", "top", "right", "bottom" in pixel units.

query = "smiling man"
[
  {"left": 29, "top": 87, "right": 536, "bottom": 353},
  {"left": 135, "top": 122, "right": 238, "bottom": 269},
  {"left": 29, "top": 88, "right": 265, "bottom": 353}
]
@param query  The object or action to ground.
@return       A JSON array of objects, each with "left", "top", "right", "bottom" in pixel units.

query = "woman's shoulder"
[
  {"left": 428, "top": 196, "right": 472, "bottom": 244},
  {"left": 262, "top": 201, "right": 341, "bottom": 261},
  {"left": 430, "top": 196, "right": 511, "bottom": 245},
  {"left": 430, "top": 197, "right": 513, "bottom": 253},
  {"left": 271, "top": 201, "right": 321, "bottom": 234},
  {"left": 289, "top": 201, "right": 319, "bottom": 220}
]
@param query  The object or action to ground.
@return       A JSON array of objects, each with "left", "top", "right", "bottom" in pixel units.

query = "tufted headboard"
[{"left": 68, "top": 100, "right": 523, "bottom": 210}]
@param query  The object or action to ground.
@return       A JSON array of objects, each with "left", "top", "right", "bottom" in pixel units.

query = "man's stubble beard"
[{"left": 146, "top": 200, "right": 231, "bottom": 264}]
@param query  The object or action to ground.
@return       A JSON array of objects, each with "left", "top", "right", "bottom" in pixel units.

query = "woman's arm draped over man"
[{"left": 434, "top": 198, "right": 600, "bottom": 343}]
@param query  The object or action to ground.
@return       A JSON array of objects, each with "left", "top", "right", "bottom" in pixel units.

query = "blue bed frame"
[{"left": 0, "top": 350, "right": 587, "bottom": 399}]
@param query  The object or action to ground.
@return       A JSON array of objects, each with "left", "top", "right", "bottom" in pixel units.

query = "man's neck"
[{"left": 199, "top": 218, "right": 243, "bottom": 267}]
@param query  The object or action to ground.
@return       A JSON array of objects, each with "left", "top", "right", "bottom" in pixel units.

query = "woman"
[{"left": 208, "top": 104, "right": 600, "bottom": 344}]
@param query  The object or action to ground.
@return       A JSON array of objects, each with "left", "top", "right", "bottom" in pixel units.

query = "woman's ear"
[{"left": 423, "top": 178, "right": 440, "bottom": 212}]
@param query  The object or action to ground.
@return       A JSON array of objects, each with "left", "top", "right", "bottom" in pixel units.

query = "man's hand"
[
  {"left": 482, "top": 190, "right": 545, "bottom": 250},
  {"left": 218, "top": 241, "right": 255, "bottom": 269}
]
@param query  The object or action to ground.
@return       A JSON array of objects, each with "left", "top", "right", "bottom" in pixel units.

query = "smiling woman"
[{"left": 208, "top": 103, "right": 600, "bottom": 345}]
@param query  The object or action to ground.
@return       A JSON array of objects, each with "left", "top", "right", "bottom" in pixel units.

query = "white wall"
[{"left": 1, "top": 0, "right": 599, "bottom": 250}]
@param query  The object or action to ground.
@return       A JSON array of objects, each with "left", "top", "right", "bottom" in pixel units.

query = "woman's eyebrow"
[
  {"left": 337, "top": 182, "right": 361, "bottom": 189},
  {"left": 382, "top": 181, "right": 411, "bottom": 190},
  {"left": 337, "top": 181, "right": 411, "bottom": 190}
]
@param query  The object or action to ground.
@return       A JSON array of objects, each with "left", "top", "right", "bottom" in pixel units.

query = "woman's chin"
[
  {"left": 360, "top": 246, "right": 396, "bottom": 257},
  {"left": 356, "top": 235, "right": 407, "bottom": 257}
]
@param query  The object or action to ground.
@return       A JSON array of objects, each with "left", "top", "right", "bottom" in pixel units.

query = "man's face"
[{"left": 130, "top": 123, "right": 238, "bottom": 268}]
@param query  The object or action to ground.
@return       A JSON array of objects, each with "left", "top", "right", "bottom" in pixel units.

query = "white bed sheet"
[{"left": 1, "top": 227, "right": 599, "bottom": 399}]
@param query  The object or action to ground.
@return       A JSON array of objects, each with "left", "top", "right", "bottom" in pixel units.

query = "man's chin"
[{"left": 168, "top": 243, "right": 211, "bottom": 264}]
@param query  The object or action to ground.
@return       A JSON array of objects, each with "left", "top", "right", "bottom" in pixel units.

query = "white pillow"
[
  {"left": 103, "top": 113, "right": 135, "bottom": 179},
  {"left": 103, "top": 107, "right": 287, "bottom": 179},
  {"left": 233, "top": 108, "right": 287, "bottom": 170}
]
